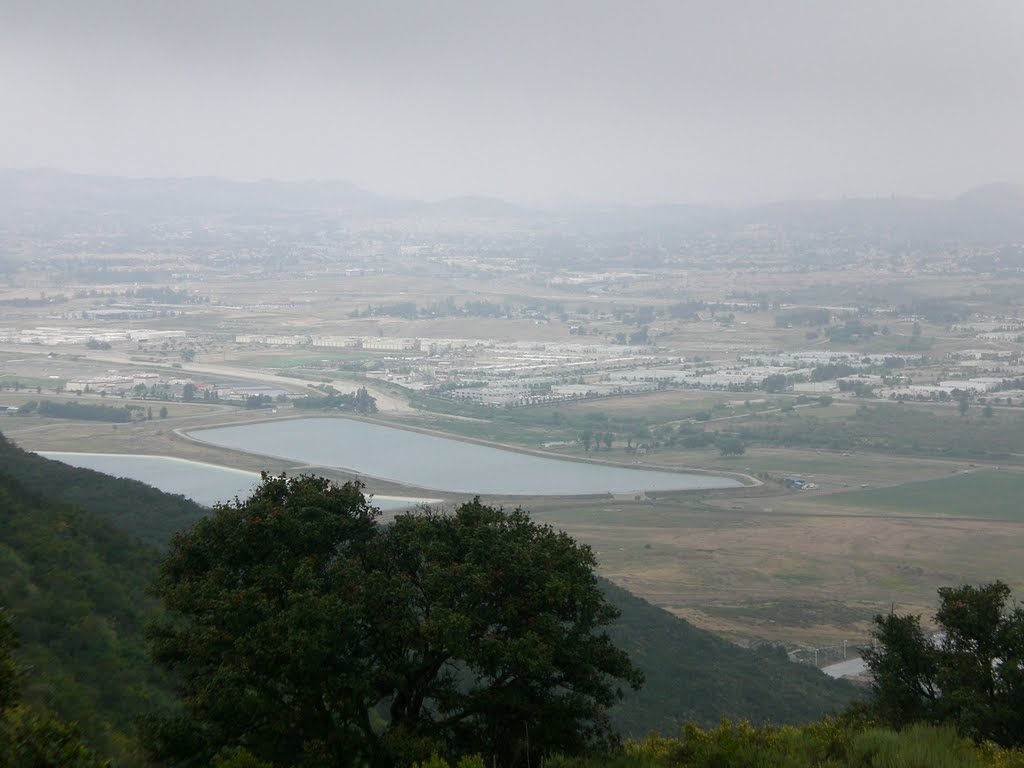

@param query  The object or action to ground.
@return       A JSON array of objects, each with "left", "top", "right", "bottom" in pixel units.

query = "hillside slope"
[
  {"left": 603, "top": 580, "right": 858, "bottom": 735},
  {"left": 0, "top": 469, "right": 167, "bottom": 764},
  {"left": 0, "top": 430, "right": 857, "bottom": 762},
  {"left": 0, "top": 433, "right": 208, "bottom": 549}
]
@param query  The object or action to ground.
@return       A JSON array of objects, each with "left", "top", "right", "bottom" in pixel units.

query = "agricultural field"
[
  {"left": 721, "top": 402, "right": 1024, "bottom": 463},
  {"left": 819, "top": 470, "right": 1024, "bottom": 521},
  {"left": 532, "top": 495, "right": 1024, "bottom": 647}
]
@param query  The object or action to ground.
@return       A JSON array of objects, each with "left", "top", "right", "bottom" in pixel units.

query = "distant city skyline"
[{"left": 2, "top": 1, "right": 1023, "bottom": 206}]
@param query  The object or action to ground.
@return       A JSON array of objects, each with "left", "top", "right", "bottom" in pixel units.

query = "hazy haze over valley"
[
  {"left": 2, "top": 0, "right": 1024, "bottom": 204},
  {"left": 5, "top": 3, "right": 1024, "bottom": 764}
]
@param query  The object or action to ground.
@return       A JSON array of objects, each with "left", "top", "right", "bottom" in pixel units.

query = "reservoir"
[
  {"left": 38, "top": 451, "right": 429, "bottom": 510},
  {"left": 188, "top": 417, "right": 742, "bottom": 495}
]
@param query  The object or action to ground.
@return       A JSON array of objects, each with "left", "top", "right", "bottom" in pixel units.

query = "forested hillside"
[
  {"left": 604, "top": 581, "right": 857, "bottom": 734},
  {"left": 0, "top": 433, "right": 207, "bottom": 548},
  {"left": 0, "top": 469, "right": 168, "bottom": 764},
  {"left": 0, "top": 431, "right": 857, "bottom": 764}
]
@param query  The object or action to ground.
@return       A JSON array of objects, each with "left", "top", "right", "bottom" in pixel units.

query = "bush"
[
  {"left": 540, "top": 721, "right": 1023, "bottom": 768},
  {"left": 847, "top": 723, "right": 985, "bottom": 768}
]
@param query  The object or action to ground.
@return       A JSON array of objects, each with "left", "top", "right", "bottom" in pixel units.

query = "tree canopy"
[
  {"left": 863, "top": 581, "right": 1024, "bottom": 747},
  {"left": 0, "top": 609, "right": 111, "bottom": 768},
  {"left": 0, "top": 463, "right": 168, "bottom": 763},
  {"left": 143, "top": 475, "right": 642, "bottom": 767}
]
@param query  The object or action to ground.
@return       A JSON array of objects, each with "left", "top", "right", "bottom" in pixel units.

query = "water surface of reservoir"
[
  {"left": 38, "top": 452, "right": 426, "bottom": 510},
  {"left": 189, "top": 418, "right": 741, "bottom": 495}
]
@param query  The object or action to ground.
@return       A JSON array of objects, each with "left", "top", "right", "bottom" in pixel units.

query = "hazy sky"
[{"left": 2, "top": 1, "right": 1023, "bottom": 204}]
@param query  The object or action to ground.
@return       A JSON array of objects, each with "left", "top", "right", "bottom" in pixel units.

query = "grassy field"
[
  {"left": 546, "top": 390, "right": 772, "bottom": 423},
  {"left": 532, "top": 497, "right": 1024, "bottom": 646},
  {"left": 730, "top": 402, "right": 1024, "bottom": 463},
  {"left": 820, "top": 470, "right": 1024, "bottom": 521}
]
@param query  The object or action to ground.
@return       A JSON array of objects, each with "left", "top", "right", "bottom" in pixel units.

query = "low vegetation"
[
  {"left": 731, "top": 404, "right": 1024, "bottom": 460},
  {"left": 544, "top": 721, "right": 1024, "bottom": 768},
  {"left": 822, "top": 471, "right": 1024, "bottom": 521},
  {"left": 14, "top": 399, "right": 136, "bottom": 422}
]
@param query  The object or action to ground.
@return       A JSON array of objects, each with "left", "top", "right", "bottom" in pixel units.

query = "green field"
[{"left": 822, "top": 470, "right": 1024, "bottom": 521}]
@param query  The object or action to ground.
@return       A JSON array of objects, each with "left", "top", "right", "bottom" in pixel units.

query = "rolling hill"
[{"left": 0, "top": 431, "right": 857, "bottom": 763}]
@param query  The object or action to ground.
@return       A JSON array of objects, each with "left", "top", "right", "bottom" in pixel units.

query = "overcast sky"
[{"left": 2, "top": 1, "right": 1022, "bottom": 204}]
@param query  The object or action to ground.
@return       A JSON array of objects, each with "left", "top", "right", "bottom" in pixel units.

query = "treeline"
[
  {"left": 810, "top": 363, "right": 857, "bottom": 381},
  {"left": 826, "top": 319, "right": 879, "bottom": 342},
  {"left": 14, "top": 399, "right": 135, "bottom": 422},
  {"left": 294, "top": 386, "right": 378, "bottom": 413},
  {"left": 124, "top": 285, "right": 207, "bottom": 304},
  {"left": 350, "top": 298, "right": 512, "bottom": 320}
]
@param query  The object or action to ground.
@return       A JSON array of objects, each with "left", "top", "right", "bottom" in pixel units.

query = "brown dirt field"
[{"left": 532, "top": 499, "right": 1024, "bottom": 646}]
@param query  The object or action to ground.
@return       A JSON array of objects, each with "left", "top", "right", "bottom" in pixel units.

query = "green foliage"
[
  {"left": 544, "top": 720, "right": 1023, "bottom": 768},
  {"left": 601, "top": 581, "right": 859, "bottom": 736},
  {"left": 14, "top": 399, "right": 134, "bottom": 422},
  {"left": 0, "top": 611, "right": 16, "bottom": 712},
  {"left": 0, "top": 432, "right": 208, "bottom": 548},
  {"left": 0, "top": 467, "right": 168, "bottom": 763},
  {"left": 144, "top": 476, "right": 642, "bottom": 767},
  {"left": 409, "top": 755, "right": 486, "bottom": 768},
  {"left": 126, "top": 286, "right": 205, "bottom": 305},
  {"left": 827, "top": 320, "right": 878, "bottom": 342},
  {"left": 821, "top": 470, "right": 1024, "bottom": 521},
  {"left": 762, "top": 374, "right": 789, "bottom": 393},
  {"left": 293, "top": 385, "right": 378, "bottom": 413},
  {"left": 863, "top": 582, "right": 1024, "bottom": 747},
  {"left": 716, "top": 436, "right": 746, "bottom": 456},
  {"left": 736, "top": 404, "right": 1024, "bottom": 460},
  {"left": 811, "top": 363, "right": 857, "bottom": 382},
  {"left": 211, "top": 747, "right": 276, "bottom": 768},
  {"left": 846, "top": 723, "right": 985, "bottom": 768},
  {"left": 0, "top": 609, "right": 112, "bottom": 767},
  {"left": 1, "top": 704, "right": 112, "bottom": 768}
]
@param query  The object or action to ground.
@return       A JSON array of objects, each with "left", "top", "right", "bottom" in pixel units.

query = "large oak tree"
[
  {"left": 142, "top": 475, "right": 641, "bottom": 767},
  {"left": 863, "top": 581, "right": 1024, "bottom": 747}
]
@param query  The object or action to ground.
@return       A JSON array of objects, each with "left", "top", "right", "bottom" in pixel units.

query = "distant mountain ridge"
[
  {"left": 745, "top": 185, "right": 1024, "bottom": 241},
  {"left": 0, "top": 168, "right": 531, "bottom": 219},
  {"left": 0, "top": 167, "right": 380, "bottom": 214},
  {"left": 3, "top": 168, "right": 1023, "bottom": 239}
]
